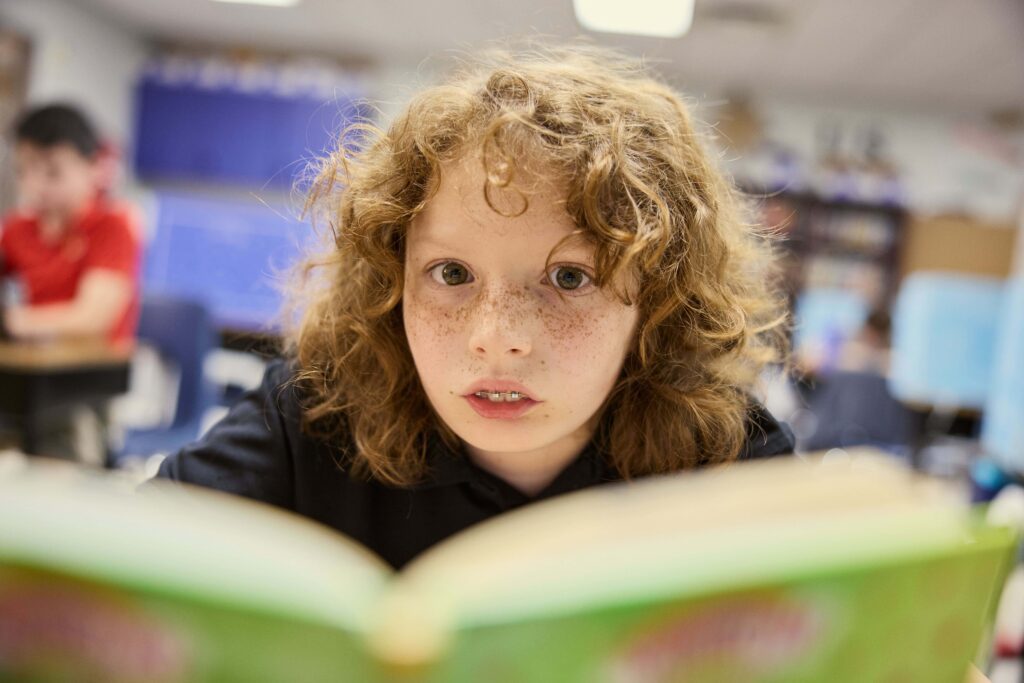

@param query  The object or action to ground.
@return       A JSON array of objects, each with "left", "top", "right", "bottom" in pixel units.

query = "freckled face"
[{"left": 402, "top": 158, "right": 639, "bottom": 477}]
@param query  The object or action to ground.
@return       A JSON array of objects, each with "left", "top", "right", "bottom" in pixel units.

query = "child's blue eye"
[
  {"left": 429, "top": 261, "right": 474, "bottom": 286},
  {"left": 548, "top": 266, "right": 591, "bottom": 291}
]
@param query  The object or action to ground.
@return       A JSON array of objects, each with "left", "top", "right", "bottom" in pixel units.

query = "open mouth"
[
  {"left": 464, "top": 389, "right": 539, "bottom": 419},
  {"left": 472, "top": 390, "right": 528, "bottom": 403}
]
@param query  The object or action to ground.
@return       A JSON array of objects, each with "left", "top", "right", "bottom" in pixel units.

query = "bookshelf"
[{"left": 756, "top": 191, "right": 907, "bottom": 309}]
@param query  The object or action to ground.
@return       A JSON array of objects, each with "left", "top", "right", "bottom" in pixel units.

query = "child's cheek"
[
  {"left": 540, "top": 303, "right": 616, "bottom": 368},
  {"left": 404, "top": 288, "right": 469, "bottom": 358}
]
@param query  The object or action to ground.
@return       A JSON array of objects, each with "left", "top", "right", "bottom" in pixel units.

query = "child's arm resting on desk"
[
  {"left": 2, "top": 209, "right": 138, "bottom": 340},
  {"left": 3, "top": 268, "right": 131, "bottom": 339}
]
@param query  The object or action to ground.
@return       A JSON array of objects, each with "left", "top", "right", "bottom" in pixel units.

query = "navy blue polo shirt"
[{"left": 155, "top": 360, "right": 795, "bottom": 569}]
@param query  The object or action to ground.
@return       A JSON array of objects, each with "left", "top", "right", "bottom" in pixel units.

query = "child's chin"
[{"left": 455, "top": 426, "right": 552, "bottom": 455}]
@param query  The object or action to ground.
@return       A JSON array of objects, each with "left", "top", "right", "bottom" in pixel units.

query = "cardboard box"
[{"left": 901, "top": 214, "right": 1019, "bottom": 279}]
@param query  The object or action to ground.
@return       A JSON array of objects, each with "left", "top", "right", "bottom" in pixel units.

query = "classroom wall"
[{"left": 0, "top": 0, "right": 148, "bottom": 159}]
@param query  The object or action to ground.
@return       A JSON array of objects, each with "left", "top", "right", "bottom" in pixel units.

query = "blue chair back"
[
  {"left": 134, "top": 294, "right": 218, "bottom": 433},
  {"left": 803, "top": 370, "right": 915, "bottom": 452}
]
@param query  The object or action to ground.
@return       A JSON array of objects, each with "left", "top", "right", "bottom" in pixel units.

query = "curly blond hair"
[{"left": 288, "top": 45, "right": 787, "bottom": 486}]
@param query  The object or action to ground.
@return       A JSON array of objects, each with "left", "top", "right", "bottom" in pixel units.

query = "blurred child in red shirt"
[{"left": 1, "top": 103, "right": 140, "bottom": 346}]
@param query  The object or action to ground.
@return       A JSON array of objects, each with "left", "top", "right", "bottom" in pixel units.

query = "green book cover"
[{"left": 0, "top": 453, "right": 1017, "bottom": 683}]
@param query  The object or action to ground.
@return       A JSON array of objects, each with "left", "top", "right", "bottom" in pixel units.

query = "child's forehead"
[
  {"left": 412, "top": 157, "right": 588, "bottom": 249},
  {"left": 432, "top": 156, "right": 571, "bottom": 216},
  {"left": 438, "top": 152, "right": 567, "bottom": 196},
  {"left": 15, "top": 141, "right": 89, "bottom": 165}
]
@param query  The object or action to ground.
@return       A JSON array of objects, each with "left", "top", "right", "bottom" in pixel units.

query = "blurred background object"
[
  {"left": 983, "top": 276, "right": 1024, "bottom": 476},
  {"left": 890, "top": 273, "right": 1005, "bottom": 412},
  {"left": 0, "top": 27, "right": 31, "bottom": 211},
  {"left": 109, "top": 293, "right": 218, "bottom": 469}
]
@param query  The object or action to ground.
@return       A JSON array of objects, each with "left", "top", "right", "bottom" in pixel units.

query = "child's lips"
[
  {"left": 464, "top": 394, "right": 540, "bottom": 420},
  {"left": 463, "top": 379, "right": 538, "bottom": 400}
]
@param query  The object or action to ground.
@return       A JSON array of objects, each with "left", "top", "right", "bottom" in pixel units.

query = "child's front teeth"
[{"left": 475, "top": 391, "right": 523, "bottom": 402}]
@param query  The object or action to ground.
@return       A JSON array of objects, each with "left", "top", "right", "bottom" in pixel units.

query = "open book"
[{"left": 0, "top": 452, "right": 1017, "bottom": 683}]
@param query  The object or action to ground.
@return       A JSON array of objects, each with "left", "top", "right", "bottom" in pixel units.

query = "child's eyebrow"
[
  {"left": 549, "top": 237, "right": 599, "bottom": 260},
  {"left": 412, "top": 235, "right": 461, "bottom": 250},
  {"left": 413, "top": 235, "right": 458, "bottom": 248}
]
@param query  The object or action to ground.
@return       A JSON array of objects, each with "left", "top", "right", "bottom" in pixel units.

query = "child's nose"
[{"left": 467, "top": 286, "right": 533, "bottom": 359}]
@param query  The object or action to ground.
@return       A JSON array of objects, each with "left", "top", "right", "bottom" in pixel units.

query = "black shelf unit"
[{"left": 753, "top": 191, "right": 908, "bottom": 309}]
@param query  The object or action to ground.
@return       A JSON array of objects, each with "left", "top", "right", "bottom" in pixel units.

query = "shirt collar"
[
  {"left": 414, "top": 432, "right": 475, "bottom": 489},
  {"left": 414, "top": 431, "right": 618, "bottom": 506},
  {"left": 412, "top": 402, "right": 792, "bottom": 503}
]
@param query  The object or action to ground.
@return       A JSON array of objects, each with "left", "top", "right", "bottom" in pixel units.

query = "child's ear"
[{"left": 91, "top": 141, "right": 120, "bottom": 193}]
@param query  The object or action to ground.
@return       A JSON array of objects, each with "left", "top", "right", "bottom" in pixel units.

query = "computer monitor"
[{"left": 889, "top": 272, "right": 1005, "bottom": 410}]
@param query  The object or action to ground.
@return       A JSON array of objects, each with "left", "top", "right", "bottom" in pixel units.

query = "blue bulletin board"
[
  {"left": 133, "top": 60, "right": 365, "bottom": 188},
  {"left": 133, "top": 57, "right": 364, "bottom": 331},
  {"left": 142, "top": 192, "right": 317, "bottom": 332}
]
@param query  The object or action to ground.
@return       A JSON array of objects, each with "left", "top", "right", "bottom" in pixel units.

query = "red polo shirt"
[{"left": 0, "top": 199, "right": 141, "bottom": 343}]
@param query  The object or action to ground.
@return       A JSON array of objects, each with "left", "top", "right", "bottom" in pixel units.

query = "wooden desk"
[
  {"left": 0, "top": 339, "right": 131, "bottom": 456},
  {"left": 218, "top": 326, "right": 282, "bottom": 355}
]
